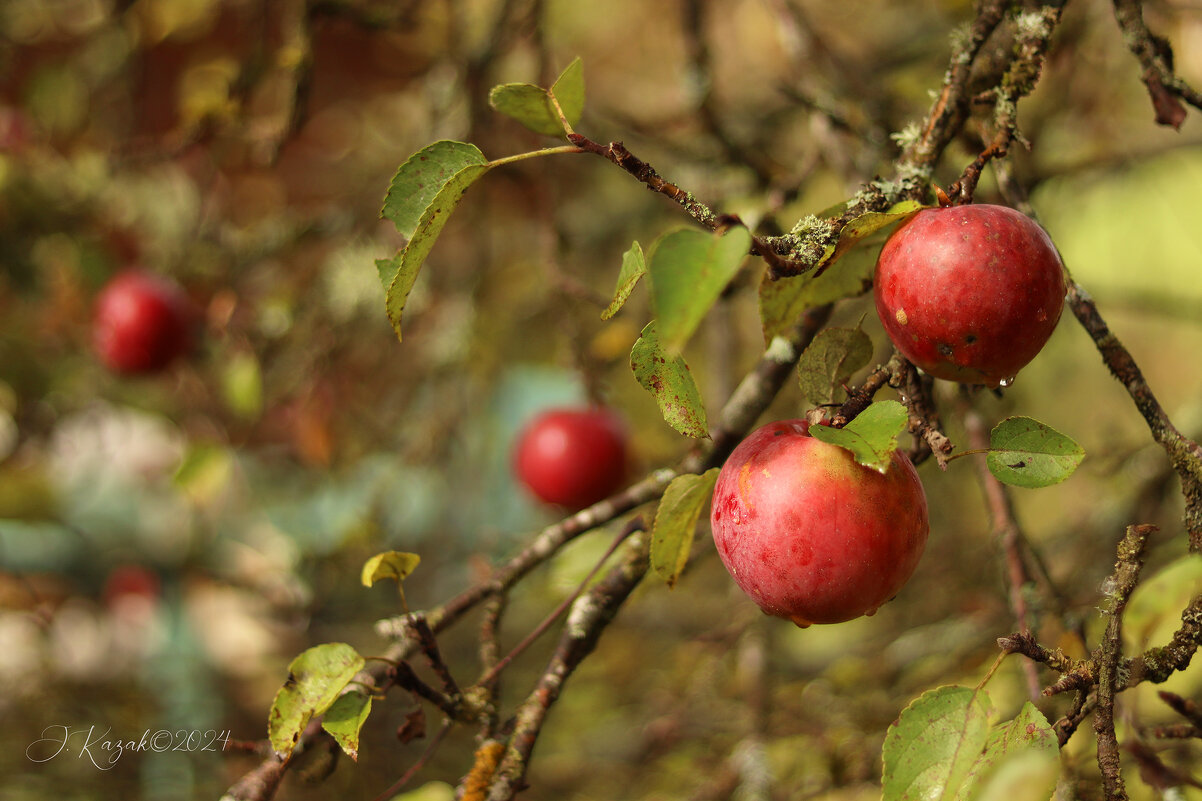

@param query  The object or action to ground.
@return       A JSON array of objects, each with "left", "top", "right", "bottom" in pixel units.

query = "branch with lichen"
[
  {"left": 1065, "top": 281, "right": 1202, "bottom": 549},
  {"left": 1112, "top": 0, "right": 1202, "bottom": 129},
  {"left": 946, "top": 5, "right": 1065, "bottom": 203},
  {"left": 1094, "top": 523, "right": 1154, "bottom": 801},
  {"left": 483, "top": 530, "right": 652, "bottom": 800}
]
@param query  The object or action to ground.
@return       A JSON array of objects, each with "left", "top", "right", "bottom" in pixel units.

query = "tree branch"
[
  {"left": 1112, "top": 0, "right": 1202, "bottom": 129},
  {"left": 1094, "top": 523, "right": 1155, "bottom": 801},
  {"left": 483, "top": 530, "right": 652, "bottom": 800},
  {"left": 1065, "top": 281, "right": 1202, "bottom": 549}
]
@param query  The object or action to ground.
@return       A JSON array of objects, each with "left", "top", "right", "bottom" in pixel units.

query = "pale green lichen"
[
  {"left": 1015, "top": 9, "right": 1055, "bottom": 42},
  {"left": 788, "top": 214, "right": 829, "bottom": 239},
  {"left": 889, "top": 122, "right": 922, "bottom": 152},
  {"left": 948, "top": 23, "right": 974, "bottom": 63}
]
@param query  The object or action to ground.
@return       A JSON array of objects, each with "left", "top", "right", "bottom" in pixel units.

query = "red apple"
[
  {"left": 513, "top": 407, "right": 629, "bottom": 509},
  {"left": 710, "top": 419, "right": 928, "bottom": 627},
  {"left": 93, "top": 270, "right": 195, "bottom": 375},
  {"left": 873, "top": 204, "right": 1066, "bottom": 387}
]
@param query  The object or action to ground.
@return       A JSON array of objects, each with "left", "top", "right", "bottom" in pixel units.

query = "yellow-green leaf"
[
  {"left": 882, "top": 685, "right": 993, "bottom": 801},
  {"left": 602, "top": 241, "right": 646, "bottom": 320},
  {"left": 630, "top": 320, "right": 709, "bottom": 438},
  {"left": 322, "top": 691, "right": 373, "bottom": 761},
  {"left": 268, "top": 643, "right": 365, "bottom": 760},
  {"left": 810, "top": 400, "right": 907, "bottom": 473},
  {"left": 361, "top": 551, "right": 421, "bottom": 587},
  {"left": 378, "top": 141, "right": 491, "bottom": 341},
  {"left": 651, "top": 468, "right": 720, "bottom": 587}
]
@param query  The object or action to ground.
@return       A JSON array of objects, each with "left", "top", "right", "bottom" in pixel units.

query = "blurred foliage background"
[{"left": 2, "top": 0, "right": 1202, "bottom": 799}]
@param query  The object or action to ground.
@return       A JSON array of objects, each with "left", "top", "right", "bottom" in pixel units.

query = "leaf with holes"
[
  {"left": 651, "top": 468, "right": 720, "bottom": 587},
  {"left": 269, "top": 643, "right": 366, "bottom": 760},
  {"left": 986, "top": 417, "right": 1084, "bottom": 489},
  {"left": 810, "top": 400, "right": 907, "bottom": 474},
  {"left": 630, "top": 320, "right": 708, "bottom": 438},
  {"left": 797, "top": 324, "right": 874, "bottom": 406},
  {"left": 378, "top": 141, "right": 491, "bottom": 341}
]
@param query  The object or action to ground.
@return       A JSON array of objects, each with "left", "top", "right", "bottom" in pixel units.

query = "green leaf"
[
  {"left": 322, "top": 691, "right": 373, "bottom": 761},
  {"left": 882, "top": 685, "right": 993, "bottom": 801},
  {"left": 651, "top": 468, "right": 720, "bottom": 587},
  {"left": 381, "top": 140, "right": 489, "bottom": 238},
  {"left": 797, "top": 324, "right": 874, "bottom": 406},
  {"left": 967, "top": 750, "right": 1061, "bottom": 801},
  {"left": 810, "top": 400, "right": 908, "bottom": 473},
  {"left": 986, "top": 417, "right": 1084, "bottom": 489},
  {"left": 758, "top": 200, "right": 924, "bottom": 343},
  {"left": 378, "top": 141, "right": 491, "bottom": 341},
  {"left": 602, "top": 241, "right": 647, "bottom": 320},
  {"left": 649, "top": 226, "right": 751, "bottom": 356},
  {"left": 550, "top": 57, "right": 585, "bottom": 127},
  {"left": 630, "top": 320, "right": 709, "bottom": 438},
  {"left": 488, "top": 57, "right": 584, "bottom": 137},
  {"left": 269, "top": 643, "right": 366, "bottom": 760},
  {"left": 959, "top": 703, "right": 1059, "bottom": 801}
]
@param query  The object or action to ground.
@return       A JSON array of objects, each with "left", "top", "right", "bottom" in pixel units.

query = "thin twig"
[
  {"left": 965, "top": 409, "right": 1042, "bottom": 701},
  {"left": 1094, "top": 523, "right": 1156, "bottom": 801},
  {"left": 369, "top": 719, "right": 453, "bottom": 801},
  {"left": 484, "top": 531, "right": 653, "bottom": 800},
  {"left": 473, "top": 517, "right": 645, "bottom": 689},
  {"left": 1065, "top": 282, "right": 1202, "bottom": 548},
  {"left": 994, "top": 155, "right": 1202, "bottom": 550},
  {"left": 1112, "top": 0, "right": 1202, "bottom": 128}
]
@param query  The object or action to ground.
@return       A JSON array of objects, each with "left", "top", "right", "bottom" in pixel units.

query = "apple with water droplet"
[
  {"left": 93, "top": 270, "right": 196, "bottom": 375},
  {"left": 709, "top": 419, "right": 929, "bottom": 627},
  {"left": 874, "top": 204, "right": 1066, "bottom": 387},
  {"left": 513, "top": 407, "right": 629, "bottom": 509}
]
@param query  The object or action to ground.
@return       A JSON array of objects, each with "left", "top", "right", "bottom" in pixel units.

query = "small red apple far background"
[
  {"left": 92, "top": 269, "right": 197, "bottom": 376},
  {"left": 873, "top": 203, "right": 1066, "bottom": 388},
  {"left": 512, "top": 406, "right": 629, "bottom": 510},
  {"left": 709, "top": 418, "right": 929, "bottom": 628}
]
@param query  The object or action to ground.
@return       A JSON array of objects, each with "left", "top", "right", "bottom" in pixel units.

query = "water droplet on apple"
[
  {"left": 788, "top": 614, "right": 812, "bottom": 629},
  {"left": 864, "top": 605, "right": 879, "bottom": 617},
  {"left": 998, "top": 375, "right": 1015, "bottom": 388}
]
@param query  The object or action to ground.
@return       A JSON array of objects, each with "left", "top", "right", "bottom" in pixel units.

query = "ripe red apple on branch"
[
  {"left": 512, "top": 407, "right": 629, "bottom": 510},
  {"left": 93, "top": 270, "right": 196, "bottom": 375},
  {"left": 873, "top": 203, "right": 1066, "bottom": 388},
  {"left": 710, "top": 419, "right": 929, "bottom": 627}
]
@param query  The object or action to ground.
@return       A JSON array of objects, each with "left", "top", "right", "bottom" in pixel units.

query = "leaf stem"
[{"left": 487, "top": 145, "right": 583, "bottom": 169}]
